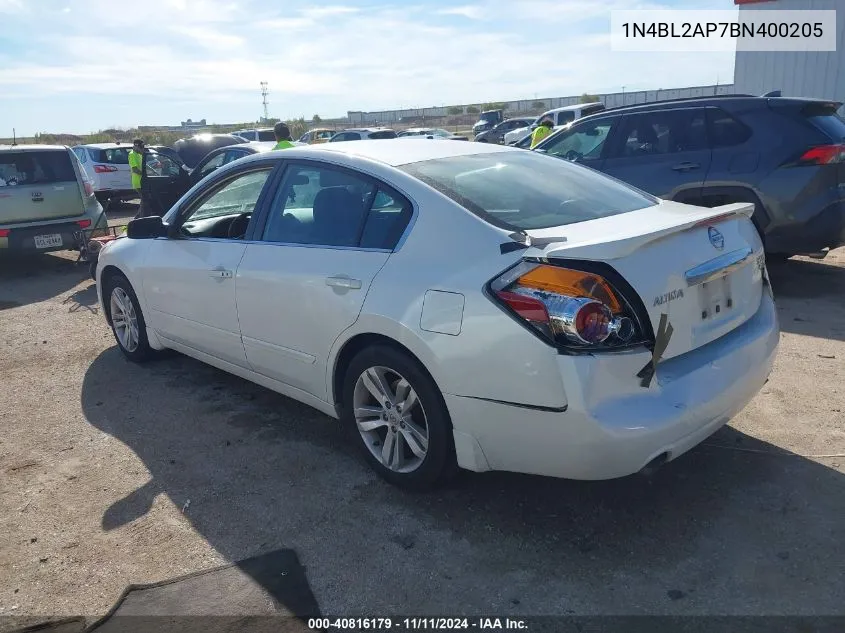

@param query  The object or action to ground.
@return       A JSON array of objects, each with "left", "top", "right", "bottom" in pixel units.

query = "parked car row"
[
  {"left": 95, "top": 138, "right": 779, "bottom": 490},
  {"left": 529, "top": 94, "right": 845, "bottom": 259}
]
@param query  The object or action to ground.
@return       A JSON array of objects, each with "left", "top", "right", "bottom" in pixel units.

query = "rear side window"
[
  {"left": 0, "top": 150, "right": 76, "bottom": 186},
  {"left": 802, "top": 103, "right": 845, "bottom": 141},
  {"left": 257, "top": 130, "right": 276, "bottom": 142},
  {"left": 360, "top": 187, "right": 412, "bottom": 249},
  {"left": 706, "top": 108, "right": 752, "bottom": 148},
  {"left": 401, "top": 151, "right": 656, "bottom": 231},
  {"left": 369, "top": 130, "right": 397, "bottom": 139}
]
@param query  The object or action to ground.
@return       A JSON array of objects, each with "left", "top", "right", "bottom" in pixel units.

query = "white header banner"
[{"left": 611, "top": 10, "right": 837, "bottom": 52}]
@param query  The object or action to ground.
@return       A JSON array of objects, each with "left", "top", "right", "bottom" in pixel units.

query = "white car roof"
[
  {"left": 73, "top": 142, "right": 134, "bottom": 149},
  {"left": 0, "top": 144, "right": 68, "bottom": 151},
  {"left": 244, "top": 141, "right": 278, "bottom": 151},
  {"left": 278, "top": 138, "right": 509, "bottom": 167},
  {"left": 543, "top": 103, "right": 601, "bottom": 115}
]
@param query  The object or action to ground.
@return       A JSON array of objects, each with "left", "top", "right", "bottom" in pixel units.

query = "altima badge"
[{"left": 708, "top": 226, "right": 725, "bottom": 250}]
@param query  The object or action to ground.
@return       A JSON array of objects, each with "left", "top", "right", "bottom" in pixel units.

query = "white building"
[{"left": 733, "top": 0, "right": 844, "bottom": 109}]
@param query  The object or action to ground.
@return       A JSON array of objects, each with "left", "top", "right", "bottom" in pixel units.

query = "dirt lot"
[{"left": 1, "top": 225, "right": 844, "bottom": 622}]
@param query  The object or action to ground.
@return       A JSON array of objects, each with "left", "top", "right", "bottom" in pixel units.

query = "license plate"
[
  {"left": 698, "top": 275, "right": 733, "bottom": 320},
  {"left": 34, "top": 233, "right": 63, "bottom": 249}
]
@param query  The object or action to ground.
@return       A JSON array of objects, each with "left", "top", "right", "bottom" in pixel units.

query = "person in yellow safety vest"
[
  {"left": 530, "top": 118, "right": 555, "bottom": 149},
  {"left": 273, "top": 122, "right": 296, "bottom": 150},
  {"left": 128, "top": 138, "right": 147, "bottom": 219}
]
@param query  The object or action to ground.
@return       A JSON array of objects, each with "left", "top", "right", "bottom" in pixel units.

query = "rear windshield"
[
  {"left": 0, "top": 150, "right": 76, "bottom": 186},
  {"left": 480, "top": 112, "right": 499, "bottom": 122},
  {"left": 257, "top": 130, "right": 276, "bottom": 142},
  {"left": 370, "top": 130, "right": 398, "bottom": 139},
  {"left": 88, "top": 146, "right": 132, "bottom": 164},
  {"left": 401, "top": 151, "right": 656, "bottom": 231}
]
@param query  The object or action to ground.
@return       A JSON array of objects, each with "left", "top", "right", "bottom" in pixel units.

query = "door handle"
[
  {"left": 671, "top": 162, "right": 700, "bottom": 172},
  {"left": 209, "top": 269, "right": 234, "bottom": 279},
  {"left": 326, "top": 275, "right": 362, "bottom": 290}
]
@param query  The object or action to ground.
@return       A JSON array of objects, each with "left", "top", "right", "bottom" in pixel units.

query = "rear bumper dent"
[{"left": 446, "top": 293, "right": 779, "bottom": 479}]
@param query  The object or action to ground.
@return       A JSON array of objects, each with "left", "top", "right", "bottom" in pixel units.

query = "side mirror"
[{"left": 126, "top": 216, "right": 167, "bottom": 239}]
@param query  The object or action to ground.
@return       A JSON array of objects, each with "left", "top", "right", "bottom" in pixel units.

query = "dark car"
[
  {"left": 140, "top": 141, "right": 275, "bottom": 218},
  {"left": 533, "top": 95, "right": 845, "bottom": 258},
  {"left": 474, "top": 117, "right": 535, "bottom": 144},
  {"left": 471, "top": 109, "right": 504, "bottom": 135},
  {"left": 172, "top": 133, "right": 248, "bottom": 169}
]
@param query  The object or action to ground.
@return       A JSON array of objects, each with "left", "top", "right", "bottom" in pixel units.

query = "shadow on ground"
[
  {"left": 0, "top": 253, "right": 89, "bottom": 310},
  {"left": 81, "top": 349, "right": 845, "bottom": 615},
  {"left": 768, "top": 257, "right": 845, "bottom": 342}
]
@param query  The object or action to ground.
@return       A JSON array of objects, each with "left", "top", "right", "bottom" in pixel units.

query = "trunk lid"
[
  {"left": 0, "top": 149, "right": 85, "bottom": 224},
  {"left": 524, "top": 201, "right": 765, "bottom": 360}
]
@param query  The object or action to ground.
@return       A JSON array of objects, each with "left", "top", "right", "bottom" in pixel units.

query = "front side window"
[
  {"left": 145, "top": 151, "right": 182, "bottom": 177},
  {"left": 184, "top": 169, "right": 271, "bottom": 224},
  {"left": 195, "top": 152, "right": 227, "bottom": 180},
  {"left": 616, "top": 109, "right": 707, "bottom": 157},
  {"left": 262, "top": 164, "right": 375, "bottom": 247},
  {"left": 541, "top": 117, "right": 618, "bottom": 162},
  {"left": 401, "top": 151, "right": 656, "bottom": 231},
  {"left": 556, "top": 111, "right": 576, "bottom": 126}
]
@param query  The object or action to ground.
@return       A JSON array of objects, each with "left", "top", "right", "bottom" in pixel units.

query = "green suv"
[{"left": 0, "top": 145, "right": 107, "bottom": 254}]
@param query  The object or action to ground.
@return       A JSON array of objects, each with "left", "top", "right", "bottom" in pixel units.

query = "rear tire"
[
  {"left": 341, "top": 345, "right": 458, "bottom": 490},
  {"left": 104, "top": 273, "right": 155, "bottom": 362}
]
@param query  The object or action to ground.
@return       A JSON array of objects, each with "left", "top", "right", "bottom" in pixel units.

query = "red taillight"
[
  {"left": 0, "top": 229, "right": 9, "bottom": 238},
  {"left": 798, "top": 144, "right": 845, "bottom": 165},
  {"left": 495, "top": 290, "right": 550, "bottom": 324},
  {"left": 490, "top": 262, "right": 641, "bottom": 350},
  {"left": 93, "top": 164, "right": 118, "bottom": 173},
  {"left": 77, "top": 219, "right": 92, "bottom": 229}
]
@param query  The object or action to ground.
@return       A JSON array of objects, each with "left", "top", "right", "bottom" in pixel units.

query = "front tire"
[
  {"left": 342, "top": 345, "right": 458, "bottom": 490},
  {"left": 105, "top": 273, "right": 155, "bottom": 362}
]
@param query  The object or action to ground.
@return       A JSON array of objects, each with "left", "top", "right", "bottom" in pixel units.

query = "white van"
[{"left": 503, "top": 103, "right": 606, "bottom": 145}]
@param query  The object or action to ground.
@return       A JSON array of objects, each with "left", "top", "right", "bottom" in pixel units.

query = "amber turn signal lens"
[{"left": 517, "top": 265, "right": 622, "bottom": 313}]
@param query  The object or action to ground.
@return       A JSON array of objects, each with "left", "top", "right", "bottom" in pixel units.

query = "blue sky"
[{"left": 0, "top": 0, "right": 735, "bottom": 136}]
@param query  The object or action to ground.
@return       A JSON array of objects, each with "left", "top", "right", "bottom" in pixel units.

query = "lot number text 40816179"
[{"left": 307, "top": 618, "right": 528, "bottom": 630}]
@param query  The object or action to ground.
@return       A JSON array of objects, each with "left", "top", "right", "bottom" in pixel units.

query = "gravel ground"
[{"left": 1, "top": 226, "right": 844, "bottom": 622}]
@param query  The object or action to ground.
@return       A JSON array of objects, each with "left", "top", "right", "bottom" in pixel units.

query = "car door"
[
  {"left": 141, "top": 149, "right": 191, "bottom": 216},
  {"left": 188, "top": 149, "right": 228, "bottom": 187},
  {"left": 141, "top": 164, "right": 275, "bottom": 367},
  {"left": 600, "top": 108, "right": 711, "bottom": 203},
  {"left": 236, "top": 161, "right": 413, "bottom": 398},
  {"left": 537, "top": 115, "right": 621, "bottom": 170}
]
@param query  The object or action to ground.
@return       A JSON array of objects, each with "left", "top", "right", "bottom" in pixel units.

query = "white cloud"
[
  {"left": 0, "top": 0, "right": 735, "bottom": 133},
  {"left": 437, "top": 5, "right": 484, "bottom": 20},
  {"left": 0, "top": 0, "right": 24, "bottom": 13},
  {"left": 301, "top": 5, "right": 360, "bottom": 18}
]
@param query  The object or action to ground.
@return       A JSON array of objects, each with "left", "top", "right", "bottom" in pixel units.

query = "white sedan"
[{"left": 96, "top": 140, "right": 779, "bottom": 489}]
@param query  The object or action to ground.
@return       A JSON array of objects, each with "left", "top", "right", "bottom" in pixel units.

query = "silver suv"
[{"left": 0, "top": 145, "right": 107, "bottom": 254}]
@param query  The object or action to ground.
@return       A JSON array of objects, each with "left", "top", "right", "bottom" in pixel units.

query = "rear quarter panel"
[{"left": 326, "top": 168, "right": 568, "bottom": 409}]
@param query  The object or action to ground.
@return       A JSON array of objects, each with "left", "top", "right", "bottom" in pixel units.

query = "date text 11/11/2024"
[{"left": 307, "top": 618, "right": 529, "bottom": 630}]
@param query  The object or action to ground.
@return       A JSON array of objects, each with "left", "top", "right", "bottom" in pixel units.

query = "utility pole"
[{"left": 260, "top": 82, "right": 269, "bottom": 122}]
